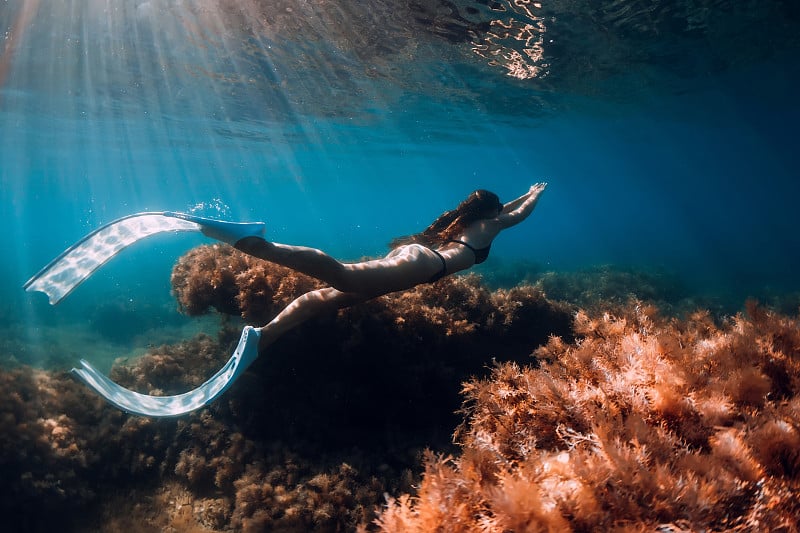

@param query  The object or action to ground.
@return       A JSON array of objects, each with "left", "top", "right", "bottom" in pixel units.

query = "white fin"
[
  {"left": 72, "top": 326, "right": 261, "bottom": 417},
  {"left": 24, "top": 212, "right": 200, "bottom": 304}
]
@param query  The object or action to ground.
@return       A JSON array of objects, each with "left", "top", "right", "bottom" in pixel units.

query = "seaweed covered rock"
[
  {"left": 167, "top": 409, "right": 404, "bottom": 532},
  {"left": 0, "top": 351, "right": 409, "bottom": 532},
  {"left": 0, "top": 366, "right": 179, "bottom": 531},
  {"left": 168, "top": 244, "right": 573, "bottom": 447},
  {"left": 535, "top": 265, "right": 697, "bottom": 316},
  {"left": 375, "top": 301, "right": 800, "bottom": 531},
  {"left": 171, "top": 243, "right": 324, "bottom": 322},
  {"left": 3, "top": 243, "right": 577, "bottom": 532},
  {"left": 170, "top": 244, "right": 574, "bottom": 341},
  {"left": 229, "top": 453, "right": 392, "bottom": 531},
  {"left": 109, "top": 333, "right": 235, "bottom": 396}
]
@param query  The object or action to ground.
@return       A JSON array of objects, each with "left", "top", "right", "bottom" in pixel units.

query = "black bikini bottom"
[{"left": 428, "top": 248, "right": 448, "bottom": 283}]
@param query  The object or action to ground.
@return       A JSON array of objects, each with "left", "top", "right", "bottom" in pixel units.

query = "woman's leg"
[
  {"left": 235, "top": 237, "right": 441, "bottom": 294},
  {"left": 256, "top": 287, "right": 367, "bottom": 351},
  {"left": 235, "top": 236, "right": 352, "bottom": 289}
]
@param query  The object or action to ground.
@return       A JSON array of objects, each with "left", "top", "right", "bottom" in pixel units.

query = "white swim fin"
[
  {"left": 24, "top": 212, "right": 267, "bottom": 416},
  {"left": 24, "top": 211, "right": 265, "bottom": 304},
  {"left": 72, "top": 326, "right": 261, "bottom": 417}
]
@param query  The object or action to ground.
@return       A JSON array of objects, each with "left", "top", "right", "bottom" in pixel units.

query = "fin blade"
[
  {"left": 24, "top": 212, "right": 200, "bottom": 304},
  {"left": 72, "top": 326, "right": 261, "bottom": 417}
]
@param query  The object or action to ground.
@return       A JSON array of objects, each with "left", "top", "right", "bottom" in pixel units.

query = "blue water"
[{"left": 1, "top": 1, "right": 799, "bottom": 367}]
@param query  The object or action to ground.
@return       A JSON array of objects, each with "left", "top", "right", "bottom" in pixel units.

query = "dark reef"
[{"left": 2, "top": 244, "right": 799, "bottom": 531}]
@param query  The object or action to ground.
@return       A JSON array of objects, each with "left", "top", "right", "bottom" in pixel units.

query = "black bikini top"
[{"left": 447, "top": 239, "right": 491, "bottom": 264}]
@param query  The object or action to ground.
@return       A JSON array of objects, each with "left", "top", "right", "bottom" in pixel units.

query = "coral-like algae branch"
[{"left": 375, "top": 301, "right": 800, "bottom": 532}]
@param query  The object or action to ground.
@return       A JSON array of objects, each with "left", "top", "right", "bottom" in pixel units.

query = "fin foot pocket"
[{"left": 164, "top": 212, "right": 265, "bottom": 246}]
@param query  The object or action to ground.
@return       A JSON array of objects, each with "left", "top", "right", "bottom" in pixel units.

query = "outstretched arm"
[
  {"left": 500, "top": 189, "right": 532, "bottom": 214},
  {"left": 497, "top": 183, "right": 547, "bottom": 229}
]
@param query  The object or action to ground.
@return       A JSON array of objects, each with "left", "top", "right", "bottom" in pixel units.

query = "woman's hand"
[
  {"left": 529, "top": 182, "right": 547, "bottom": 196},
  {"left": 497, "top": 182, "right": 548, "bottom": 229}
]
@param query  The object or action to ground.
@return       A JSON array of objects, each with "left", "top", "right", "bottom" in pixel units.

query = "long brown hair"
[{"left": 389, "top": 189, "right": 502, "bottom": 249}]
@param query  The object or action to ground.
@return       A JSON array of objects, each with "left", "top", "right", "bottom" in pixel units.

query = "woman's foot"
[
  {"left": 256, "top": 326, "right": 273, "bottom": 352},
  {"left": 234, "top": 236, "right": 277, "bottom": 261},
  {"left": 234, "top": 326, "right": 262, "bottom": 368},
  {"left": 164, "top": 212, "right": 266, "bottom": 245}
]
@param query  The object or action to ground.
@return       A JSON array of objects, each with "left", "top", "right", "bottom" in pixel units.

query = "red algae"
[{"left": 374, "top": 301, "right": 800, "bottom": 532}]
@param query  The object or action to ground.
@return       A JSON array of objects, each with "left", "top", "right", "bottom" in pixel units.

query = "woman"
[
  {"left": 64, "top": 183, "right": 546, "bottom": 416},
  {"left": 234, "top": 183, "right": 547, "bottom": 353}
]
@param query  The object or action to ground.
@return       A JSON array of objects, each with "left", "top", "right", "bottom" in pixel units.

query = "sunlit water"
[{"left": 1, "top": 1, "right": 798, "bottom": 369}]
